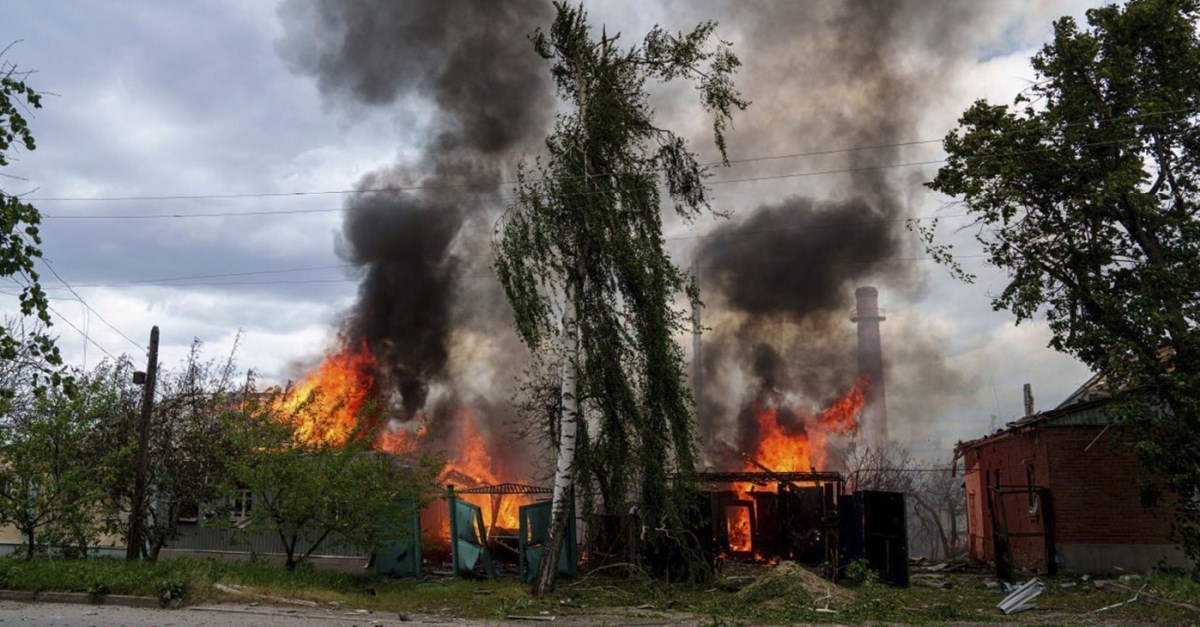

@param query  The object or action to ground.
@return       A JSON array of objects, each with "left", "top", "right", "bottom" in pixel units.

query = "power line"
[
  {"left": 35, "top": 253, "right": 994, "bottom": 290},
  {"left": 29, "top": 135, "right": 1146, "bottom": 220},
  {"left": 37, "top": 152, "right": 944, "bottom": 217},
  {"left": 29, "top": 210, "right": 980, "bottom": 290},
  {"left": 30, "top": 105, "right": 1199, "bottom": 207},
  {"left": 29, "top": 209, "right": 985, "bottom": 290},
  {"left": 28, "top": 141, "right": 947, "bottom": 204},
  {"left": 44, "top": 300, "right": 119, "bottom": 361},
  {"left": 67, "top": 263, "right": 354, "bottom": 287},
  {"left": 39, "top": 258, "right": 146, "bottom": 355},
  {"left": 3, "top": 276, "right": 124, "bottom": 361}
]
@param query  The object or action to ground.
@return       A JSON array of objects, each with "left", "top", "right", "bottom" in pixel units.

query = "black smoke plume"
[
  {"left": 278, "top": 0, "right": 554, "bottom": 422},
  {"left": 689, "top": 0, "right": 987, "bottom": 458}
]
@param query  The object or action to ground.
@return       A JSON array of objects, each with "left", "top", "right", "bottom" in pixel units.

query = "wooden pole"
[{"left": 126, "top": 326, "right": 159, "bottom": 560}]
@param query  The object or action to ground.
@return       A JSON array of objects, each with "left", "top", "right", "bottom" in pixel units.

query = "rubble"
[
  {"left": 997, "top": 579, "right": 1044, "bottom": 615},
  {"left": 734, "top": 562, "right": 855, "bottom": 611}
]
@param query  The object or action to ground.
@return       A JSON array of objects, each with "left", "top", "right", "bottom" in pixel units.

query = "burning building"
[{"left": 258, "top": 0, "right": 985, "bottom": 577}]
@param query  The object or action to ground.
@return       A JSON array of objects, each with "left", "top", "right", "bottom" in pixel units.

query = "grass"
[{"left": 0, "top": 555, "right": 1197, "bottom": 623}]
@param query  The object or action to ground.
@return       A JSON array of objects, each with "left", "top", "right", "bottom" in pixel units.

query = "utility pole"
[{"left": 126, "top": 326, "right": 159, "bottom": 560}]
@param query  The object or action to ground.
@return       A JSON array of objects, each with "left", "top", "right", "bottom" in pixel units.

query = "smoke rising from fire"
[
  {"left": 276, "top": 0, "right": 1000, "bottom": 474},
  {"left": 278, "top": 0, "right": 554, "bottom": 425},
  {"left": 689, "top": 0, "right": 990, "bottom": 458}
]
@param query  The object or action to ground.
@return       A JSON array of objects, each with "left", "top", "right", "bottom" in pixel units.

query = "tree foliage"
[
  {"left": 0, "top": 51, "right": 62, "bottom": 391},
  {"left": 0, "top": 357, "right": 135, "bottom": 558},
  {"left": 924, "top": 0, "right": 1200, "bottom": 558},
  {"left": 495, "top": 2, "right": 746, "bottom": 591},
  {"left": 93, "top": 340, "right": 245, "bottom": 561},
  {"left": 230, "top": 390, "right": 436, "bottom": 572}
]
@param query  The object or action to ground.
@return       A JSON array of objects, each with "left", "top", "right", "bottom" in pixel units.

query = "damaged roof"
[{"left": 956, "top": 373, "right": 1114, "bottom": 454}]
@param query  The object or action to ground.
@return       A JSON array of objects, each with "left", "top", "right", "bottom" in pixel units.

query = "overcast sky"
[{"left": 2, "top": 1, "right": 1107, "bottom": 451}]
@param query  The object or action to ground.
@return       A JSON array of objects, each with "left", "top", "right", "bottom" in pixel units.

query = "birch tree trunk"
[
  {"left": 494, "top": 5, "right": 747, "bottom": 589},
  {"left": 533, "top": 290, "right": 579, "bottom": 596}
]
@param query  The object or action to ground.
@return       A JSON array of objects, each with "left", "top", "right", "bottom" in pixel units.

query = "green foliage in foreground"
[
  {"left": 1, "top": 558, "right": 1198, "bottom": 624},
  {"left": 924, "top": 0, "right": 1200, "bottom": 559}
]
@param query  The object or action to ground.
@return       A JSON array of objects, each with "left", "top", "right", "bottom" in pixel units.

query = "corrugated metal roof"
[
  {"left": 1055, "top": 372, "right": 1110, "bottom": 409},
  {"left": 955, "top": 374, "right": 1115, "bottom": 455}
]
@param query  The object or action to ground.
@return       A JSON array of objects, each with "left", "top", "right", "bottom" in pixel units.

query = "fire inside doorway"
[{"left": 699, "top": 470, "right": 845, "bottom": 567}]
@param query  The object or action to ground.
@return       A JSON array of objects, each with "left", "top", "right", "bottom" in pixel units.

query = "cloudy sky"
[{"left": 2, "top": 1, "right": 1107, "bottom": 452}]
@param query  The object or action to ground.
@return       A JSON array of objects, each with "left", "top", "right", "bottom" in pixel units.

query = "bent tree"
[
  {"left": 494, "top": 2, "right": 747, "bottom": 594},
  {"left": 924, "top": 0, "right": 1200, "bottom": 558}
]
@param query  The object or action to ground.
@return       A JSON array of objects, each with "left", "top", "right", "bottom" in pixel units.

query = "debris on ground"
[
  {"left": 734, "top": 561, "right": 855, "bottom": 612},
  {"left": 1095, "top": 579, "right": 1200, "bottom": 612},
  {"left": 1094, "top": 583, "right": 1146, "bottom": 613},
  {"left": 997, "top": 578, "right": 1044, "bottom": 615},
  {"left": 912, "top": 574, "right": 952, "bottom": 589}
]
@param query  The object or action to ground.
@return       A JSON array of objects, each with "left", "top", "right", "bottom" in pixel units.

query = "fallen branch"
[
  {"left": 1096, "top": 580, "right": 1200, "bottom": 612},
  {"left": 1093, "top": 583, "right": 1146, "bottom": 614},
  {"left": 564, "top": 562, "right": 647, "bottom": 586}
]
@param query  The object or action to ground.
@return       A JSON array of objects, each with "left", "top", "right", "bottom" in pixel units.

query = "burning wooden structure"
[
  {"left": 253, "top": 283, "right": 911, "bottom": 582},
  {"left": 699, "top": 469, "right": 844, "bottom": 566}
]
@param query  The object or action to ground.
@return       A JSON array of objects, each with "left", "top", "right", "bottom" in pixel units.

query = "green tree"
[
  {"left": 0, "top": 359, "right": 129, "bottom": 558},
  {"left": 1, "top": 51, "right": 62, "bottom": 391},
  {"left": 494, "top": 2, "right": 746, "bottom": 593},
  {"left": 924, "top": 0, "right": 1200, "bottom": 558},
  {"left": 230, "top": 390, "right": 436, "bottom": 572},
  {"left": 96, "top": 340, "right": 242, "bottom": 561}
]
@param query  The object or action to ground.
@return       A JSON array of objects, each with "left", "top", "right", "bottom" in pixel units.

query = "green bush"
[
  {"left": 155, "top": 580, "right": 186, "bottom": 606},
  {"left": 85, "top": 581, "right": 109, "bottom": 602},
  {"left": 842, "top": 560, "right": 875, "bottom": 587}
]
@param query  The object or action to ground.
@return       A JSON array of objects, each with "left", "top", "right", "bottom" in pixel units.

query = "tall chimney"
[{"left": 851, "top": 286, "right": 887, "bottom": 451}]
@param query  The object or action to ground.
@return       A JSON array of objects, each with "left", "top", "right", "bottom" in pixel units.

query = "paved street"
[{"left": 0, "top": 601, "right": 456, "bottom": 626}]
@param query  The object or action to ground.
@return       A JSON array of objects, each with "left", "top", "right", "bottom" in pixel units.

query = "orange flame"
[
  {"left": 726, "top": 503, "right": 754, "bottom": 552},
  {"left": 725, "top": 378, "right": 867, "bottom": 556},
  {"left": 441, "top": 408, "right": 531, "bottom": 534},
  {"left": 275, "top": 341, "right": 528, "bottom": 537},
  {"left": 273, "top": 339, "right": 380, "bottom": 446},
  {"left": 745, "top": 377, "right": 866, "bottom": 473}
]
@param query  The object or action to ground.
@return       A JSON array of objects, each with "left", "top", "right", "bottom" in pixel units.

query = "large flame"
[
  {"left": 748, "top": 376, "right": 866, "bottom": 473},
  {"left": 276, "top": 342, "right": 527, "bottom": 536},
  {"left": 272, "top": 339, "right": 380, "bottom": 446},
  {"left": 441, "top": 408, "right": 531, "bottom": 534},
  {"left": 726, "top": 377, "right": 868, "bottom": 555}
]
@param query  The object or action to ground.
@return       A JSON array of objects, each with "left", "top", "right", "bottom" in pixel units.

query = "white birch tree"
[{"left": 494, "top": 2, "right": 747, "bottom": 594}]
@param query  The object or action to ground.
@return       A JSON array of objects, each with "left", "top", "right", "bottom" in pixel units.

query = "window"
[
  {"left": 232, "top": 489, "right": 252, "bottom": 519},
  {"left": 176, "top": 500, "right": 199, "bottom": 524},
  {"left": 1024, "top": 460, "right": 1039, "bottom": 517}
]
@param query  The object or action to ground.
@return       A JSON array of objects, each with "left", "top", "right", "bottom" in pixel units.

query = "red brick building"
[{"left": 955, "top": 375, "right": 1192, "bottom": 574}]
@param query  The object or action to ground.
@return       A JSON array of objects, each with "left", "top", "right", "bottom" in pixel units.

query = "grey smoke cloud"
[
  {"left": 278, "top": 0, "right": 554, "bottom": 422},
  {"left": 278, "top": 0, "right": 986, "bottom": 467},
  {"left": 690, "top": 0, "right": 988, "bottom": 461}
]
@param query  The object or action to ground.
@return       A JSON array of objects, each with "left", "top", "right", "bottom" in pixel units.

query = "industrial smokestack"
[{"left": 852, "top": 286, "right": 887, "bottom": 450}]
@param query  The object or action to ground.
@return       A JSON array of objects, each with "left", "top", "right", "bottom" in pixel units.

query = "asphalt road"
[{"left": 0, "top": 601, "right": 449, "bottom": 626}]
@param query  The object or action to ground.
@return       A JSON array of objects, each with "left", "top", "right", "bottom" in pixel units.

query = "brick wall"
[
  {"left": 961, "top": 430, "right": 1048, "bottom": 567},
  {"left": 962, "top": 423, "right": 1178, "bottom": 571},
  {"left": 1043, "top": 428, "right": 1174, "bottom": 545}
]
